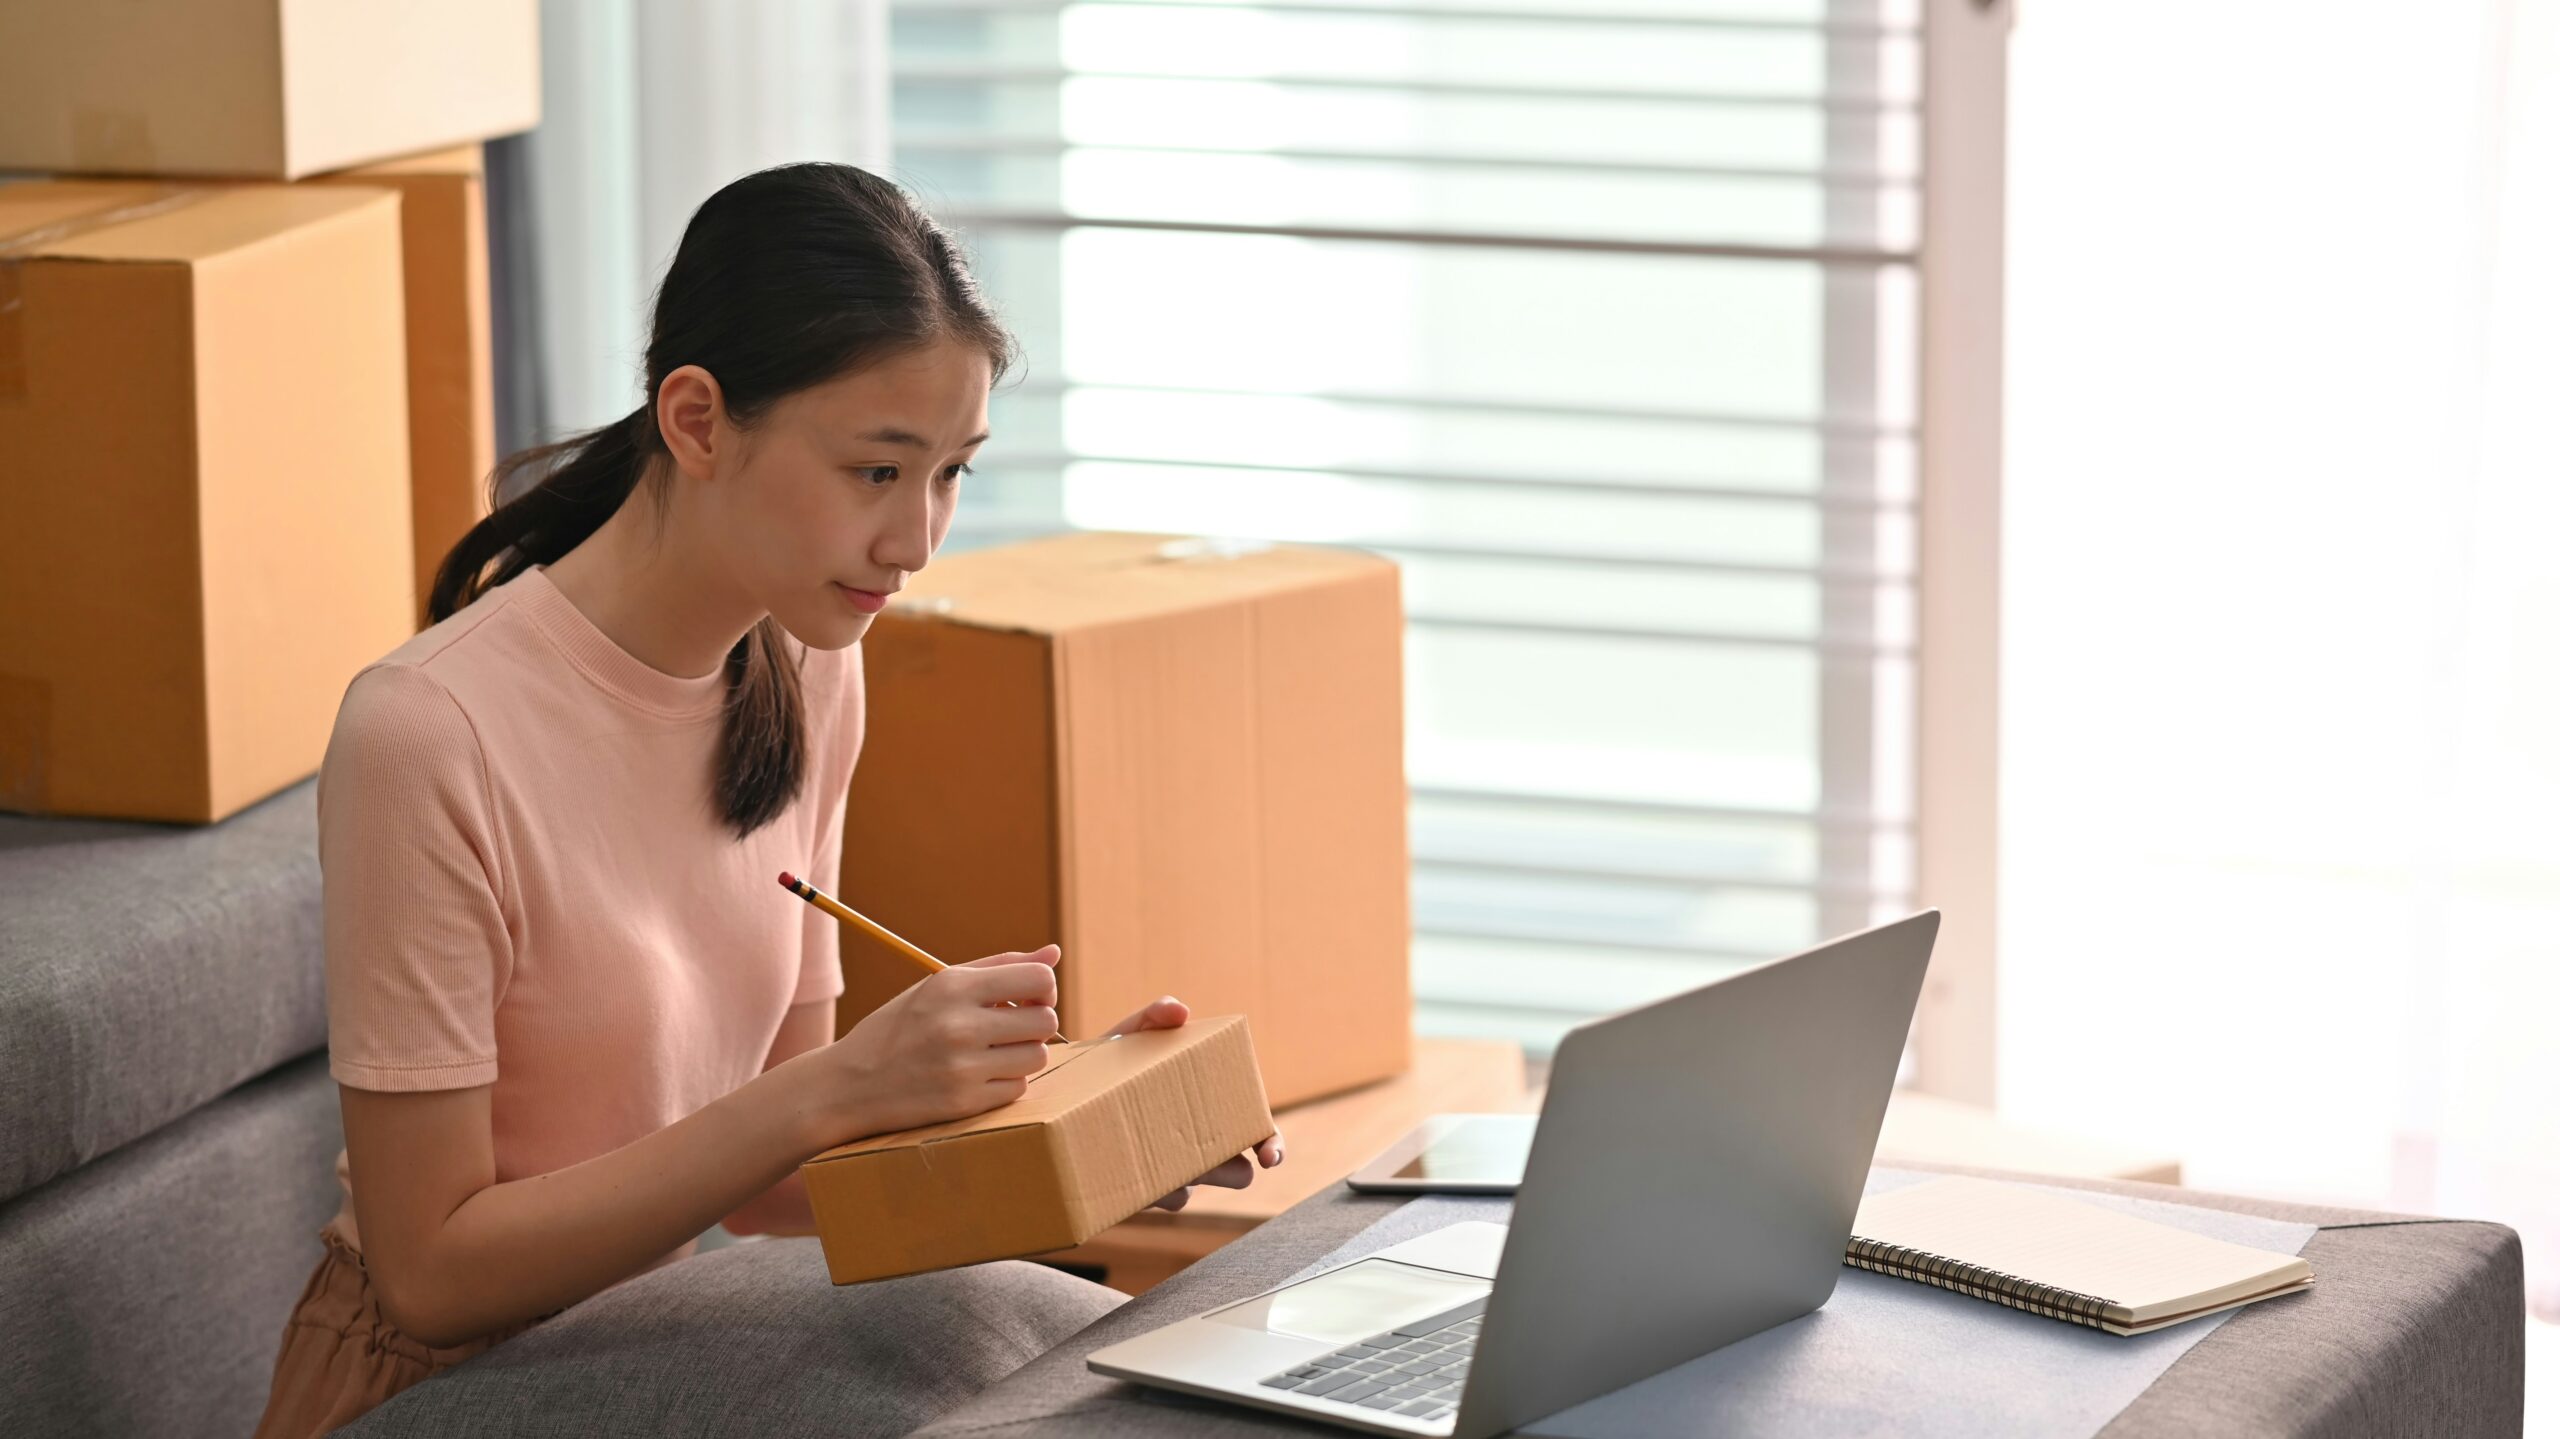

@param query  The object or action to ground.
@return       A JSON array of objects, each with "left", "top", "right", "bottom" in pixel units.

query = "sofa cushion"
[
  {"left": 0, "top": 780, "right": 324, "bottom": 1202},
  {"left": 0, "top": 1055, "right": 342, "bottom": 1439},
  {"left": 343, "top": 1239, "right": 1125, "bottom": 1438}
]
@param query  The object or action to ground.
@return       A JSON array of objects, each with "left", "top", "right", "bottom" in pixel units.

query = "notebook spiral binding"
[{"left": 1845, "top": 1235, "right": 2117, "bottom": 1330}]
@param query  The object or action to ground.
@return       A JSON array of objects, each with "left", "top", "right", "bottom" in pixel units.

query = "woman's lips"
[{"left": 834, "top": 582, "right": 890, "bottom": 615}]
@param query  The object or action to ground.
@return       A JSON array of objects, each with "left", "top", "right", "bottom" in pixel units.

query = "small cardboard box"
[
  {"left": 0, "top": 0, "right": 539, "bottom": 179},
  {"left": 837, "top": 531, "right": 1413, "bottom": 1109},
  {"left": 801, "top": 1014, "right": 1276, "bottom": 1285},
  {"left": 305, "top": 146, "right": 495, "bottom": 617},
  {"left": 0, "top": 182, "right": 414, "bottom": 822}
]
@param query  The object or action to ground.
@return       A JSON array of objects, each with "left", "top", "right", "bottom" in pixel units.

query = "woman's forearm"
[
  {"left": 372, "top": 1052, "right": 845, "bottom": 1345},
  {"left": 721, "top": 1169, "right": 820, "bottom": 1237},
  {"left": 718, "top": 997, "right": 835, "bottom": 1238}
]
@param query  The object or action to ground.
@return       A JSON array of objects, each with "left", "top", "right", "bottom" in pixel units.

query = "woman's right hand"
[{"left": 799, "top": 944, "right": 1063, "bottom": 1143}]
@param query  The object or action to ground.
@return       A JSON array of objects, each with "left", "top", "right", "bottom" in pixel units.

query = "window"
[{"left": 881, "top": 0, "right": 1950, "bottom": 1054}]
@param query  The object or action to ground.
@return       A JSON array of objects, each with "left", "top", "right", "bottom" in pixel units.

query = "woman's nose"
[{"left": 871, "top": 483, "right": 935, "bottom": 573}]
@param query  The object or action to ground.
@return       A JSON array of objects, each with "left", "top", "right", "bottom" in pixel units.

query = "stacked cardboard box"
[
  {"left": 0, "top": 1, "right": 539, "bottom": 180},
  {"left": 837, "top": 532, "right": 1415, "bottom": 1109},
  {"left": 0, "top": 184, "right": 415, "bottom": 822},
  {"left": 0, "top": 4, "right": 537, "bottom": 822},
  {"left": 303, "top": 146, "right": 497, "bottom": 615}
]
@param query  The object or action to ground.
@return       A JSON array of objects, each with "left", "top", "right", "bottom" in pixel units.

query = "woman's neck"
[{"left": 542, "top": 484, "right": 763, "bottom": 681}]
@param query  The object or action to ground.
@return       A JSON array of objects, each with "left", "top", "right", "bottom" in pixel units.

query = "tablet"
[{"left": 1344, "top": 1113, "right": 1538, "bottom": 1194}]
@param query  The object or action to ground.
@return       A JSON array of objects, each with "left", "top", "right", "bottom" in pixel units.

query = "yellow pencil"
[{"left": 777, "top": 871, "right": 1067, "bottom": 1044}]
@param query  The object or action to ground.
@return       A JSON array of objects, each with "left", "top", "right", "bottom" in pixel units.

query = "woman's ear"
[{"left": 655, "top": 364, "right": 727, "bottom": 482}]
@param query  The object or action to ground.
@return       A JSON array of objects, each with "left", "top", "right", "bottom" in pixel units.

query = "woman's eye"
[
  {"left": 855, "top": 466, "right": 898, "bottom": 486},
  {"left": 939, "top": 463, "right": 974, "bottom": 486}
]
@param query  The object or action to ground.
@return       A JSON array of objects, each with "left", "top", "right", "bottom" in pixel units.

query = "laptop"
[{"left": 1088, "top": 910, "right": 1939, "bottom": 1438}]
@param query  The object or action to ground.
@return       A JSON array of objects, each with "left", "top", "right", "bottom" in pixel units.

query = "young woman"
[{"left": 252, "top": 162, "right": 1283, "bottom": 1439}]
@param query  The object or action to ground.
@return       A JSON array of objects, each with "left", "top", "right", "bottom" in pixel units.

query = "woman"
[{"left": 253, "top": 162, "right": 1283, "bottom": 1438}]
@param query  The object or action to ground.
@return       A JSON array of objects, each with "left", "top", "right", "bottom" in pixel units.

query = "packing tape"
[
  {"left": 0, "top": 675, "right": 50, "bottom": 813},
  {"left": 0, "top": 184, "right": 210, "bottom": 257},
  {"left": 0, "top": 185, "right": 212, "bottom": 401},
  {"left": 1153, "top": 536, "right": 1275, "bottom": 563}
]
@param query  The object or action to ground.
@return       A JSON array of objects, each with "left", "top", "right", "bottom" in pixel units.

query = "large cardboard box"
[
  {"left": 0, "top": 0, "right": 539, "bottom": 179},
  {"left": 801, "top": 1015, "right": 1275, "bottom": 1285},
  {"left": 0, "top": 182, "right": 414, "bottom": 822},
  {"left": 838, "top": 532, "right": 1413, "bottom": 1109},
  {"left": 305, "top": 146, "right": 495, "bottom": 616},
  {"left": 158, "top": 146, "right": 494, "bottom": 616}
]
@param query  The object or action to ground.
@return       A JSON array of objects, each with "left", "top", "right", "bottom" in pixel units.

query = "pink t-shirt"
[{"left": 316, "top": 566, "right": 857, "bottom": 1247}]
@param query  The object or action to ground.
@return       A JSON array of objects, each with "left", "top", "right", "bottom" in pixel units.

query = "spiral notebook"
[{"left": 1846, "top": 1176, "right": 2316, "bottom": 1336}]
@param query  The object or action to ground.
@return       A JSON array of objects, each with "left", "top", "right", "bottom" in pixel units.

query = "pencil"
[{"left": 777, "top": 871, "right": 1067, "bottom": 1044}]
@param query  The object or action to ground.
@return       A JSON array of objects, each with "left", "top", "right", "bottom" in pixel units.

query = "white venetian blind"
[{"left": 883, "top": 0, "right": 1922, "bottom": 1051}]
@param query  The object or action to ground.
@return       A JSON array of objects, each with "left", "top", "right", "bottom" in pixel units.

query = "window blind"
[{"left": 884, "top": 0, "right": 1922, "bottom": 1051}]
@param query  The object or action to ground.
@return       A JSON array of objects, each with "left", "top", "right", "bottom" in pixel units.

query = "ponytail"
[
  {"left": 431, "top": 402, "right": 809, "bottom": 839},
  {"left": 428, "top": 405, "right": 649, "bottom": 622},
  {"left": 718, "top": 618, "right": 808, "bottom": 837}
]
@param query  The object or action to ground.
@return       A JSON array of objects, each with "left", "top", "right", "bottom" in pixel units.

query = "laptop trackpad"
[{"left": 1204, "top": 1258, "right": 1491, "bottom": 1346}]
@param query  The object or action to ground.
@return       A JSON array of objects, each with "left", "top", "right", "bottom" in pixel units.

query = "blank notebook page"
[{"left": 1851, "top": 1176, "right": 2315, "bottom": 1323}]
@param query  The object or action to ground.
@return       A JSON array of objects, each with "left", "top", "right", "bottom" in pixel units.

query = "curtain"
[
  {"left": 507, "top": 0, "right": 893, "bottom": 446},
  {"left": 2003, "top": 0, "right": 2560, "bottom": 1329}
]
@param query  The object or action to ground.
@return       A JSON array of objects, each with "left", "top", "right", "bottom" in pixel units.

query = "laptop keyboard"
[{"left": 1256, "top": 1295, "right": 1487, "bottom": 1423}]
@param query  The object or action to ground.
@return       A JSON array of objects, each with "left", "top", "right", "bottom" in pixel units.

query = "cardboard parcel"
[
  {"left": 838, "top": 531, "right": 1413, "bottom": 1110},
  {"left": 801, "top": 1014, "right": 1275, "bottom": 1285},
  {"left": 0, "top": 0, "right": 540, "bottom": 179},
  {"left": 302, "top": 145, "right": 496, "bottom": 616},
  {"left": 0, "top": 181, "right": 414, "bottom": 822}
]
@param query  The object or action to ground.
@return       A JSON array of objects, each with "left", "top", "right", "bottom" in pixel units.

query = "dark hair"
[{"left": 431, "top": 163, "right": 1015, "bottom": 838}]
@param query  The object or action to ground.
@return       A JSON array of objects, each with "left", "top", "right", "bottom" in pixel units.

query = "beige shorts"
[{"left": 250, "top": 1227, "right": 540, "bottom": 1439}]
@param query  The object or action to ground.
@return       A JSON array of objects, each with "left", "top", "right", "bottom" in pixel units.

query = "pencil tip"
[{"left": 777, "top": 871, "right": 797, "bottom": 889}]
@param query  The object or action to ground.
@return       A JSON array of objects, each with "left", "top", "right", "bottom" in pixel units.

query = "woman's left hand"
[{"left": 1098, "top": 995, "right": 1287, "bottom": 1210}]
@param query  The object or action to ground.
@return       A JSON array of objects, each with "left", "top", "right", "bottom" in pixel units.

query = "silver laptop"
[{"left": 1088, "top": 910, "right": 1938, "bottom": 1438}]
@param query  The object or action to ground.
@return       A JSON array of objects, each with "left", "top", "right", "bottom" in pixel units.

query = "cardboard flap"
[
  {"left": 1023, "top": 1034, "right": 1114, "bottom": 1087},
  {"left": 884, "top": 531, "right": 1396, "bottom": 635}
]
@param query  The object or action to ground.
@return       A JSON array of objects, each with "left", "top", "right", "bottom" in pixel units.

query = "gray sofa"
[
  {"left": 0, "top": 784, "right": 1121, "bottom": 1439},
  {"left": 1, "top": 782, "right": 342, "bottom": 1438}
]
